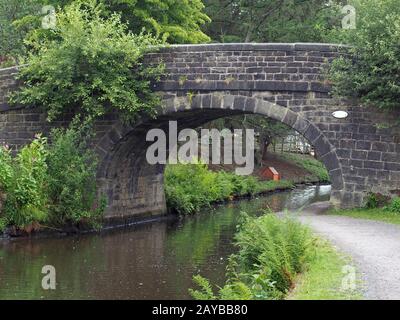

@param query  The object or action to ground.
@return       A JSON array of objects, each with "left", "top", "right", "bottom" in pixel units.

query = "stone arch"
[
  {"left": 2, "top": 43, "right": 400, "bottom": 217},
  {"left": 96, "top": 93, "right": 344, "bottom": 220}
]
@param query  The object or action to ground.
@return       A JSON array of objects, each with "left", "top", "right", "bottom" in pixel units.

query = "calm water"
[{"left": 0, "top": 185, "right": 331, "bottom": 300}]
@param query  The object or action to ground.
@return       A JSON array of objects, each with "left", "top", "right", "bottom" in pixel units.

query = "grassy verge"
[
  {"left": 328, "top": 208, "right": 400, "bottom": 226},
  {"left": 278, "top": 152, "right": 330, "bottom": 183},
  {"left": 189, "top": 213, "right": 361, "bottom": 300},
  {"left": 164, "top": 163, "right": 294, "bottom": 215},
  {"left": 289, "top": 239, "right": 361, "bottom": 300}
]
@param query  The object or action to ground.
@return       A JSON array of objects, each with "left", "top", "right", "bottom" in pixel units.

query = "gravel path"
[{"left": 298, "top": 202, "right": 400, "bottom": 300}]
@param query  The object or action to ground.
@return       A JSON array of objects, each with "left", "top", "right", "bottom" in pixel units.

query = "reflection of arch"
[{"left": 96, "top": 94, "right": 344, "bottom": 219}]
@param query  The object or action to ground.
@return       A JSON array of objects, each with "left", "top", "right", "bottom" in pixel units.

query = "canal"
[{"left": 0, "top": 185, "right": 331, "bottom": 299}]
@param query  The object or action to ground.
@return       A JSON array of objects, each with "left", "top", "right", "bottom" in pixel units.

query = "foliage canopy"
[
  {"left": 10, "top": 1, "right": 164, "bottom": 123},
  {"left": 98, "top": 0, "right": 211, "bottom": 44},
  {"left": 203, "top": 0, "right": 345, "bottom": 43},
  {"left": 330, "top": 0, "right": 400, "bottom": 110}
]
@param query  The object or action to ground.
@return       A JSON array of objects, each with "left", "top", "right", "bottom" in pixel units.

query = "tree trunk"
[
  {"left": 260, "top": 136, "right": 271, "bottom": 165},
  {"left": 245, "top": 24, "right": 253, "bottom": 42}
]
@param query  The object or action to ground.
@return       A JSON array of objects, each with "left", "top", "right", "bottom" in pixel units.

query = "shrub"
[
  {"left": 100, "top": 0, "right": 211, "bottom": 44},
  {"left": 3, "top": 135, "right": 49, "bottom": 229},
  {"left": 10, "top": 1, "right": 163, "bottom": 123},
  {"left": 365, "top": 192, "right": 390, "bottom": 209},
  {"left": 385, "top": 197, "right": 400, "bottom": 214},
  {"left": 233, "top": 214, "right": 313, "bottom": 296},
  {"left": 190, "top": 214, "right": 314, "bottom": 300},
  {"left": 0, "top": 127, "right": 105, "bottom": 232},
  {"left": 164, "top": 162, "right": 222, "bottom": 215},
  {"left": 225, "top": 173, "right": 259, "bottom": 197},
  {"left": 0, "top": 0, "right": 41, "bottom": 61},
  {"left": 189, "top": 274, "right": 254, "bottom": 300},
  {"left": 164, "top": 162, "right": 293, "bottom": 215},
  {"left": 46, "top": 125, "right": 105, "bottom": 226},
  {"left": 0, "top": 145, "right": 13, "bottom": 192}
]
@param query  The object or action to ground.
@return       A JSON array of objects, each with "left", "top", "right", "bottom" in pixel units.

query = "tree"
[
  {"left": 49, "top": 0, "right": 211, "bottom": 43},
  {"left": 330, "top": 0, "right": 400, "bottom": 110},
  {"left": 10, "top": 0, "right": 163, "bottom": 123},
  {"left": 99, "top": 0, "right": 211, "bottom": 44},
  {"left": 239, "top": 115, "right": 291, "bottom": 164},
  {"left": 204, "top": 115, "right": 291, "bottom": 166},
  {"left": 0, "top": 0, "right": 41, "bottom": 64},
  {"left": 1, "top": 0, "right": 211, "bottom": 66},
  {"left": 203, "top": 0, "right": 344, "bottom": 43}
]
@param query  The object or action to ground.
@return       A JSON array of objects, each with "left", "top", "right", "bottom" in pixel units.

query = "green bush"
[
  {"left": 190, "top": 214, "right": 314, "bottom": 300},
  {"left": 225, "top": 173, "right": 259, "bottom": 197},
  {"left": 385, "top": 197, "right": 400, "bottom": 214},
  {"left": 365, "top": 192, "right": 390, "bottom": 209},
  {"left": 0, "top": 145, "right": 13, "bottom": 192},
  {"left": 164, "top": 163, "right": 293, "bottom": 215},
  {"left": 46, "top": 126, "right": 105, "bottom": 226},
  {"left": 99, "top": 0, "right": 211, "bottom": 44},
  {"left": 3, "top": 135, "right": 49, "bottom": 229},
  {"left": 11, "top": 1, "right": 163, "bottom": 123},
  {"left": 164, "top": 162, "right": 224, "bottom": 215},
  {"left": 0, "top": 145, "right": 11, "bottom": 230},
  {"left": 0, "top": 128, "right": 105, "bottom": 232},
  {"left": 0, "top": 0, "right": 41, "bottom": 62},
  {"left": 233, "top": 214, "right": 313, "bottom": 296}
]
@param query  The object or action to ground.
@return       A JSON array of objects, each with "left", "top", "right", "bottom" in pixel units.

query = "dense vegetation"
[
  {"left": 190, "top": 214, "right": 314, "bottom": 299},
  {"left": 190, "top": 213, "right": 357, "bottom": 300},
  {"left": 0, "top": 128, "right": 103, "bottom": 234},
  {"left": 0, "top": 0, "right": 210, "bottom": 64},
  {"left": 10, "top": 1, "right": 164, "bottom": 123},
  {"left": 2, "top": 0, "right": 399, "bottom": 113},
  {"left": 203, "top": 0, "right": 345, "bottom": 43},
  {"left": 329, "top": 0, "right": 400, "bottom": 111},
  {"left": 164, "top": 162, "right": 293, "bottom": 215},
  {"left": 0, "top": 0, "right": 41, "bottom": 65},
  {"left": 96, "top": 0, "right": 211, "bottom": 44}
]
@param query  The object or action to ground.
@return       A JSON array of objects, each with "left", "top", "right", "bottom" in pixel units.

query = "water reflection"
[{"left": 0, "top": 185, "right": 330, "bottom": 300}]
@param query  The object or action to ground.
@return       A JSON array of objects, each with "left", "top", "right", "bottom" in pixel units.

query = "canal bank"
[
  {"left": 0, "top": 179, "right": 329, "bottom": 241},
  {"left": 0, "top": 185, "right": 331, "bottom": 299}
]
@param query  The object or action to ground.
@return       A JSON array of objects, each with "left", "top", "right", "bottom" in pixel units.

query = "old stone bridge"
[{"left": 1, "top": 43, "right": 400, "bottom": 221}]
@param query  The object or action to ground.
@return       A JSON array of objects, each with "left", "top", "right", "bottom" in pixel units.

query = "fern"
[{"left": 189, "top": 275, "right": 216, "bottom": 300}]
